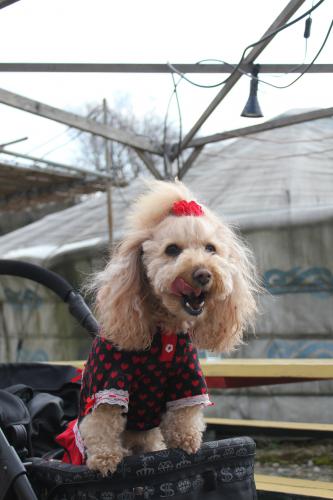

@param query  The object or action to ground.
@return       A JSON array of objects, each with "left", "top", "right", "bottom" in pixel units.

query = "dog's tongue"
[{"left": 170, "top": 277, "right": 201, "bottom": 297}]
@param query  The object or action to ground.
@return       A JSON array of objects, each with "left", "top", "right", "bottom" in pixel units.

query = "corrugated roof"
[
  {"left": 186, "top": 111, "right": 333, "bottom": 230},
  {"left": 0, "top": 180, "right": 143, "bottom": 264},
  {"left": 1, "top": 110, "right": 333, "bottom": 264},
  {"left": 0, "top": 160, "right": 106, "bottom": 211}
]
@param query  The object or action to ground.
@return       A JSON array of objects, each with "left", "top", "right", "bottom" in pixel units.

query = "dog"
[{"left": 60, "top": 180, "right": 258, "bottom": 476}]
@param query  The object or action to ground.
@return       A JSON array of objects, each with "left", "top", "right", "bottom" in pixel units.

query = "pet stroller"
[{"left": 0, "top": 259, "right": 257, "bottom": 500}]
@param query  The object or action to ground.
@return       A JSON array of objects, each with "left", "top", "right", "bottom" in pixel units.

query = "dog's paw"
[
  {"left": 86, "top": 451, "right": 124, "bottom": 476},
  {"left": 168, "top": 432, "right": 202, "bottom": 455},
  {"left": 179, "top": 433, "right": 202, "bottom": 454}
]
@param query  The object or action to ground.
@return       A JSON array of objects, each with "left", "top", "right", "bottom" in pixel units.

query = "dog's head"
[{"left": 94, "top": 181, "right": 258, "bottom": 352}]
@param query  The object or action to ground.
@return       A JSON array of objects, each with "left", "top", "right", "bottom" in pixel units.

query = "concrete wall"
[
  {"left": 1, "top": 220, "right": 332, "bottom": 422},
  {"left": 203, "top": 220, "right": 333, "bottom": 423},
  {"left": 237, "top": 221, "right": 333, "bottom": 358},
  {"left": 0, "top": 252, "right": 102, "bottom": 363}
]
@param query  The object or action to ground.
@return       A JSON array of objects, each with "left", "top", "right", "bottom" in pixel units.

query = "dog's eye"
[
  {"left": 205, "top": 243, "right": 216, "bottom": 253},
  {"left": 165, "top": 244, "right": 182, "bottom": 257}
]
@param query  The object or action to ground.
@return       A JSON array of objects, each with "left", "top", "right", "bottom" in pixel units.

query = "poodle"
[{"left": 58, "top": 180, "right": 258, "bottom": 476}]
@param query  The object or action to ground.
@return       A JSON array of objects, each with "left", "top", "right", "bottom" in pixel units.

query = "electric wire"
[
  {"left": 26, "top": 128, "right": 71, "bottom": 154},
  {"left": 25, "top": 105, "right": 101, "bottom": 157},
  {"left": 252, "top": 17, "right": 333, "bottom": 89},
  {"left": 171, "top": 71, "right": 183, "bottom": 175},
  {"left": 162, "top": 73, "right": 183, "bottom": 174},
  {"left": 167, "top": 0, "right": 327, "bottom": 89},
  {"left": 188, "top": 14, "right": 332, "bottom": 91},
  {"left": 229, "top": 0, "right": 326, "bottom": 81}
]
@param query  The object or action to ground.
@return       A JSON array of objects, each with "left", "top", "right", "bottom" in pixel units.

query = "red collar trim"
[{"left": 159, "top": 331, "right": 177, "bottom": 362}]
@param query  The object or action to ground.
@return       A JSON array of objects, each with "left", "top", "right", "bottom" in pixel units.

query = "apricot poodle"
[{"left": 59, "top": 180, "right": 258, "bottom": 476}]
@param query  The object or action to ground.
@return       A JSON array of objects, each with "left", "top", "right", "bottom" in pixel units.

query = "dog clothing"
[{"left": 56, "top": 330, "right": 211, "bottom": 464}]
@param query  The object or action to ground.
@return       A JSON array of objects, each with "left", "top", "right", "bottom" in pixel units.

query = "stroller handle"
[{"left": 0, "top": 259, "right": 98, "bottom": 337}]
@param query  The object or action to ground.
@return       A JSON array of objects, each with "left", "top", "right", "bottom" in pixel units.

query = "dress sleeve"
[
  {"left": 166, "top": 344, "right": 212, "bottom": 410},
  {"left": 82, "top": 337, "right": 131, "bottom": 414}
]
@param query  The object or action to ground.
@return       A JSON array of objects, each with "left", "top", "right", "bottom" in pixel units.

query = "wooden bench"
[
  {"left": 201, "top": 359, "right": 333, "bottom": 437},
  {"left": 200, "top": 359, "right": 333, "bottom": 498}
]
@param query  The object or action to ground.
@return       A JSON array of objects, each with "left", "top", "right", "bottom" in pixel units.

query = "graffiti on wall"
[
  {"left": 4, "top": 287, "right": 43, "bottom": 308},
  {"left": 267, "top": 339, "right": 333, "bottom": 359},
  {"left": 263, "top": 267, "right": 333, "bottom": 296},
  {"left": 16, "top": 347, "right": 49, "bottom": 362}
]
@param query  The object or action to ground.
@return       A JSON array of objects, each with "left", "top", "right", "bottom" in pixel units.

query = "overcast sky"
[{"left": 0, "top": 0, "right": 332, "bottom": 166}]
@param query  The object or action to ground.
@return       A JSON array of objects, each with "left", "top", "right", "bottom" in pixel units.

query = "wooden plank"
[
  {"left": 177, "top": 146, "right": 204, "bottom": 179},
  {"left": 256, "top": 474, "right": 333, "bottom": 498},
  {"left": 257, "top": 475, "right": 333, "bottom": 490},
  {"left": 1, "top": 149, "right": 113, "bottom": 180},
  {"left": 180, "top": 0, "right": 307, "bottom": 150},
  {"left": 0, "top": 88, "right": 161, "bottom": 154},
  {"left": 0, "top": 63, "right": 333, "bottom": 73},
  {"left": 187, "top": 107, "right": 333, "bottom": 148},
  {"left": 200, "top": 359, "right": 333, "bottom": 379},
  {"left": 0, "top": 0, "right": 20, "bottom": 8},
  {"left": 134, "top": 149, "right": 164, "bottom": 180},
  {"left": 256, "top": 475, "right": 333, "bottom": 491},
  {"left": 1, "top": 179, "right": 105, "bottom": 210},
  {"left": 206, "top": 417, "right": 333, "bottom": 433},
  {"left": 0, "top": 159, "right": 80, "bottom": 180}
]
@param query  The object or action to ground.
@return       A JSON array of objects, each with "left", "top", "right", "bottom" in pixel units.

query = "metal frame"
[
  {"left": 0, "top": 0, "right": 20, "bottom": 9},
  {"left": 186, "top": 106, "right": 333, "bottom": 148},
  {"left": 1, "top": 0, "right": 332, "bottom": 180},
  {"left": 179, "top": 0, "right": 307, "bottom": 151},
  {"left": 0, "top": 63, "right": 332, "bottom": 73},
  {"left": 0, "top": 88, "right": 161, "bottom": 154}
]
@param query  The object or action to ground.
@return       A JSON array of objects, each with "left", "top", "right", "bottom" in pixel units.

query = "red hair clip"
[{"left": 171, "top": 200, "right": 204, "bottom": 217}]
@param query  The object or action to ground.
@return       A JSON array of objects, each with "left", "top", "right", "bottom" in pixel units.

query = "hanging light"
[{"left": 241, "top": 64, "right": 263, "bottom": 118}]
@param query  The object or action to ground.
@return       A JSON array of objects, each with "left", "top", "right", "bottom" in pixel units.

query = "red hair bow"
[{"left": 172, "top": 200, "right": 204, "bottom": 217}]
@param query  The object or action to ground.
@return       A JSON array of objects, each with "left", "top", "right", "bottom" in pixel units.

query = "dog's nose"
[{"left": 192, "top": 268, "right": 212, "bottom": 286}]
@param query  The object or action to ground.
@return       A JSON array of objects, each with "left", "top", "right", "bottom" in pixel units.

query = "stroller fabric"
[
  {"left": 0, "top": 363, "right": 79, "bottom": 458},
  {"left": 28, "top": 437, "right": 257, "bottom": 500},
  {"left": 0, "top": 389, "right": 32, "bottom": 459}
]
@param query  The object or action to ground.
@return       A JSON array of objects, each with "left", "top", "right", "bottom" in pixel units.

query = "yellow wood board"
[
  {"left": 205, "top": 417, "right": 333, "bottom": 432},
  {"left": 201, "top": 359, "right": 333, "bottom": 378},
  {"left": 256, "top": 474, "right": 333, "bottom": 498}
]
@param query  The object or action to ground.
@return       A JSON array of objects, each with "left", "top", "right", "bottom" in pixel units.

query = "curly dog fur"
[{"left": 79, "top": 180, "right": 258, "bottom": 475}]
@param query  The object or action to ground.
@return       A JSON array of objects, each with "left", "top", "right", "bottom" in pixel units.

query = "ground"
[{"left": 255, "top": 438, "right": 333, "bottom": 481}]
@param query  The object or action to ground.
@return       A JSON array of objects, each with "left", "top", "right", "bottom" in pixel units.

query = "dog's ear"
[
  {"left": 192, "top": 224, "right": 258, "bottom": 353},
  {"left": 95, "top": 230, "right": 152, "bottom": 350}
]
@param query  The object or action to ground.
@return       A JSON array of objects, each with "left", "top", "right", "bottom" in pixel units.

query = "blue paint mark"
[
  {"left": 16, "top": 348, "right": 49, "bottom": 362},
  {"left": 4, "top": 287, "right": 43, "bottom": 308},
  {"left": 267, "top": 340, "right": 333, "bottom": 359},
  {"left": 263, "top": 267, "right": 333, "bottom": 295}
]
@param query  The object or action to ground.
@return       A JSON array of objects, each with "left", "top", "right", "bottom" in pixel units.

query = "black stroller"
[{"left": 0, "top": 259, "right": 257, "bottom": 500}]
